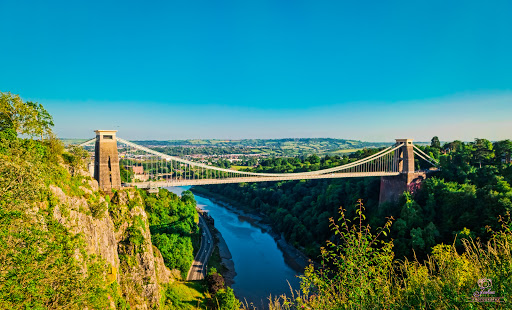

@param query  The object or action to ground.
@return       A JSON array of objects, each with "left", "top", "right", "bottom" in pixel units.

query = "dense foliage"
[
  {"left": 206, "top": 269, "right": 225, "bottom": 295},
  {"left": 120, "top": 163, "right": 135, "bottom": 183},
  {"left": 141, "top": 188, "right": 200, "bottom": 277},
  {"left": 0, "top": 93, "right": 113, "bottom": 309},
  {"left": 388, "top": 137, "right": 512, "bottom": 259},
  {"left": 199, "top": 137, "right": 512, "bottom": 262},
  {"left": 206, "top": 268, "right": 241, "bottom": 310},
  {"left": 1, "top": 92, "right": 220, "bottom": 309},
  {"left": 0, "top": 92, "right": 54, "bottom": 140},
  {"left": 267, "top": 202, "right": 511, "bottom": 309}
]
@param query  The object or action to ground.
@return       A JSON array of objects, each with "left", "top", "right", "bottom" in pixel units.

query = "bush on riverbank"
[{"left": 203, "top": 268, "right": 240, "bottom": 310}]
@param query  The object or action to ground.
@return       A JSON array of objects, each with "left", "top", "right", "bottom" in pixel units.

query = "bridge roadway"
[
  {"left": 187, "top": 213, "right": 214, "bottom": 281},
  {"left": 130, "top": 171, "right": 401, "bottom": 188}
]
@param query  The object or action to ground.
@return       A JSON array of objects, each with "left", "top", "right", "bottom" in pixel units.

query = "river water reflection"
[{"left": 166, "top": 186, "right": 301, "bottom": 309}]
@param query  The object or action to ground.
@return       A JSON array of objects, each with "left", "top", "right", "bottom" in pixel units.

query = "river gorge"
[{"left": 166, "top": 186, "right": 302, "bottom": 308}]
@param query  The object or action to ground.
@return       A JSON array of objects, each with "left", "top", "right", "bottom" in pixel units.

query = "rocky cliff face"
[{"left": 50, "top": 179, "right": 173, "bottom": 309}]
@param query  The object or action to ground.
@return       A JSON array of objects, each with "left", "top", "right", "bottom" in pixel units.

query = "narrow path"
[{"left": 187, "top": 213, "right": 214, "bottom": 281}]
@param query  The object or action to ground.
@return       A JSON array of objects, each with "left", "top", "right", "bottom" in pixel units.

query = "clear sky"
[{"left": 1, "top": 0, "right": 511, "bottom": 141}]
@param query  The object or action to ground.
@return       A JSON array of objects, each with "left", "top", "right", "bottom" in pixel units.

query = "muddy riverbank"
[{"left": 214, "top": 225, "right": 237, "bottom": 286}]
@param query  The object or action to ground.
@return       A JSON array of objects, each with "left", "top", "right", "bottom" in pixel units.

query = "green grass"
[
  {"left": 332, "top": 148, "right": 362, "bottom": 154},
  {"left": 129, "top": 139, "right": 393, "bottom": 157},
  {"left": 229, "top": 165, "right": 250, "bottom": 171},
  {"left": 163, "top": 281, "right": 207, "bottom": 309},
  {"left": 187, "top": 139, "right": 210, "bottom": 145},
  {"left": 59, "top": 138, "right": 90, "bottom": 146}
]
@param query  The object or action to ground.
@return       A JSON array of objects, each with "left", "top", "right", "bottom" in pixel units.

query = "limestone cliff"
[{"left": 50, "top": 178, "right": 174, "bottom": 309}]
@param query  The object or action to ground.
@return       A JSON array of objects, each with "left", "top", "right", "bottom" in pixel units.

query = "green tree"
[
  {"left": 442, "top": 140, "right": 463, "bottom": 153},
  {"left": 0, "top": 110, "right": 13, "bottom": 132},
  {"left": 119, "top": 165, "right": 134, "bottom": 183},
  {"left": 64, "top": 145, "right": 89, "bottom": 176},
  {"left": 151, "top": 232, "right": 194, "bottom": 276},
  {"left": 430, "top": 136, "right": 441, "bottom": 148},
  {"left": 306, "top": 154, "right": 320, "bottom": 164},
  {"left": 472, "top": 138, "right": 494, "bottom": 168},
  {"left": 206, "top": 271, "right": 225, "bottom": 295},
  {"left": 0, "top": 97, "right": 110, "bottom": 309},
  {"left": 0, "top": 92, "right": 35, "bottom": 134},
  {"left": 410, "top": 227, "right": 425, "bottom": 251},
  {"left": 214, "top": 287, "right": 240, "bottom": 310},
  {"left": 26, "top": 101, "right": 54, "bottom": 140},
  {"left": 0, "top": 92, "right": 53, "bottom": 139},
  {"left": 494, "top": 139, "right": 512, "bottom": 164}
]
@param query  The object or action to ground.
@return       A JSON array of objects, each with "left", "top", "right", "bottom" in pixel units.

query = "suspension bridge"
[{"left": 78, "top": 130, "right": 439, "bottom": 203}]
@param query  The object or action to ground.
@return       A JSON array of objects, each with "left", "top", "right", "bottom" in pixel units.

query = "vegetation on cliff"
[
  {"left": 0, "top": 92, "right": 205, "bottom": 309},
  {"left": 141, "top": 188, "right": 199, "bottom": 277},
  {"left": 0, "top": 92, "right": 113, "bottom": 308}
]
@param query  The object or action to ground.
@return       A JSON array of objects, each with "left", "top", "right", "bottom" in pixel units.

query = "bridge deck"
[{"left": 129, "top": 171, "right": 401, "bottom": 188}]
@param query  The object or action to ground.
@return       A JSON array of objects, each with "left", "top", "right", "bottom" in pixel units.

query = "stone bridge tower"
[
  {"left": 94, "top": 130, "right": 121, "bottom": 192},
  {"left": 379, "top": 139, "right": 427, "bottom": 204}
]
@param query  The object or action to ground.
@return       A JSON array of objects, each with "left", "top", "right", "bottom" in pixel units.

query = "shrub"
[
  {"left": 214, "top": 287, "right": 241, "bottom": 310},
  {"left": 90, "top": 201, "right": 107, "bottom": 219},
  {"left": 206, "top": 271, "right": 225, "bottom": 295},
  {"left": 125, "top": 216, "right": 146, "bottom": 254},
  {"left": 267, "top": 202, "right": 512, "bottom": 309}
]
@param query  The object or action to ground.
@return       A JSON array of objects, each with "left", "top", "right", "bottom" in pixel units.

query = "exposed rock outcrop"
[
  {"left": 50, "top": 179, "right": 174, "bottom": 309},
  {"left": 51, "top": 185, "right": 120, "bottom": 273}
]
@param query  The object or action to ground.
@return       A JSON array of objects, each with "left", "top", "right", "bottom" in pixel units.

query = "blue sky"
[{"left": 1, "top": 1, "right": 511, "bottom": 141}]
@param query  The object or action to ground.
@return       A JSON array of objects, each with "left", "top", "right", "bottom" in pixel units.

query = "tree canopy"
[
  {"left": 0, "top": 92, "right": 54, "bottom": 140},
  {"left": 199, "top": 136, "right": 512, "bottom": 262}
]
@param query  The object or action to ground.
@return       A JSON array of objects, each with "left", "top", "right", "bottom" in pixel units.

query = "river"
[{"left": 165, "top": 186, "right": 302, "bottom": 309}]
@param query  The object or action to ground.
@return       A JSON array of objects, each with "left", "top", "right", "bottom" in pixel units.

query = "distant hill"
[
  {"left": 63, "top": 137, "right": 431, "bottom": 156},
  {"left": 131, "top": 138, "right": 394, "bottom": 156}
]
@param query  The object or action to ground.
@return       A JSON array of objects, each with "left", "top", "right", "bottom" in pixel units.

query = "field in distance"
[{"left": 63, "top": 138, "right": 431, "bottom": 157}]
